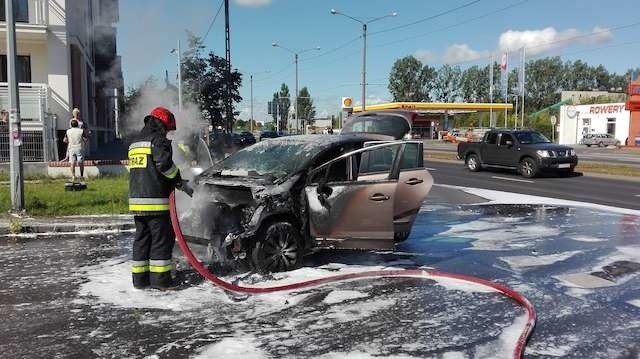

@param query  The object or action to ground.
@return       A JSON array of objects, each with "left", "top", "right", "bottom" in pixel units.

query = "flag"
[{"left": 500, "top": 52, "right": 509, "bottom": 102}]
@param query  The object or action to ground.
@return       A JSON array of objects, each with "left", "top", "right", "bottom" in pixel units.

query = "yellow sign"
[{"left": 342, "top": 97, "right": 353, "bottom": 110}]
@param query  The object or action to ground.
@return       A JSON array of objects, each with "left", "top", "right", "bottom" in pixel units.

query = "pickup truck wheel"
[
  {"left": 466, "top": 154, "right": 482, "bottom": 172},
  {"left": 598, "top": 141, "right": 604, "bottom": 148},
  {"left": 252, "top": 222, "right": 303, "bottom": 273},
  {"left": 586, "top": 144, "right": 591, "bottom": 147},
  {"left": 519, "top": 157, "right": 538, "bottom": 178}
]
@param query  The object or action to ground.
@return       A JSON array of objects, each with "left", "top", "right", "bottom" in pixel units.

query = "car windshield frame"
[{"left": 514, "top": 131, "right": 551, "bottom": 144}]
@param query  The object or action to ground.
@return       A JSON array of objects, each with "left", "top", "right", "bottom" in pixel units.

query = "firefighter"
[{"left": 128, "top": 107, "right": 193, "bottom": 290}]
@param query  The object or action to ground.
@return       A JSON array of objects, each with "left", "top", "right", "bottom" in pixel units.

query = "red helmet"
[{"left": 148, "top": 107, "right": 176, "bottom": 131}]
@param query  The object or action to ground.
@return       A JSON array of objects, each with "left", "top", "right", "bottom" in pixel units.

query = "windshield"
[
  {"left": 203, "top": 139, "right": 326, "bottom": 180},
  {"left": 515, "top": 131, "right": 551, "bottom": 144}
]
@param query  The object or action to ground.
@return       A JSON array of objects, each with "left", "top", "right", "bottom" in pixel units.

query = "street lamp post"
[
  {"left": 331, "top": 9, "right": 396, "bottom": 111},
  {"left": 272, "top": 43, "right": 320, "bottom": 134},
  {"left": 170, "top": 40, "right": 183, "bottom": 113},
  {"left": 249, "top": 70, "right": 270, "bottom": 133}
]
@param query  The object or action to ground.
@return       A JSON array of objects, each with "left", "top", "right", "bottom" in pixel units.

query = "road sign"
[
  {"left": 550, "top": 115, "right": 557, "bottom": 125},
  {"left": 341, "top": 97, "right": 353, "bottom": 111}
]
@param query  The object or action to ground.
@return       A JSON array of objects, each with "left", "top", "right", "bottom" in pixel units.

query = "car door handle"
[
  {"left": 370, "top": 193, "right": 390, "bottom": 202},
  {"left": 405, "top": 178, "right": 424, "bottom": 185}
]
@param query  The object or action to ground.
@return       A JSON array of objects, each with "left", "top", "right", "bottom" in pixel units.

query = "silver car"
[{"left": 580, "top": 133, "right": 620, "bottom": 147}]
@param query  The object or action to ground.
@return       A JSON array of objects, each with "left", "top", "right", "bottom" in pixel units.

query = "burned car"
[{"left": 181, "top": 134, "right": 433, "bottom": 273}]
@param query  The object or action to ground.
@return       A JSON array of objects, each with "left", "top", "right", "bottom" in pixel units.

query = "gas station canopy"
[{"left": 352, "top": 102, "right": 513, "bottom": 113}]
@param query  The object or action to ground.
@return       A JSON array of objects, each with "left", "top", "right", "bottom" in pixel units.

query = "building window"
[
  {"left": 581, "top": 118, "right": 591, "bottom": 135},
  {"left": 607, "top": 118, "right": 616, "bottom": 136},
  {"left": 0, "top": 0, "right": 30, "bottom": 23},
  {"left": 0, "top": 55, "right": 31, "bottom": 83}
]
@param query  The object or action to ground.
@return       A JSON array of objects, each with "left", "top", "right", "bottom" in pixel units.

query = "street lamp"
[
  {"left": 272, "top": 42, "right": 321, "bottom": 133},
  {"left": 250, "top": 69, "right": 270, "bottom": 133},
  {"left": 169, "top": 39, "right": 183, "bottom": 113},
  {"left": 330, "top": 9, "right": 396, "bottom": 111}
]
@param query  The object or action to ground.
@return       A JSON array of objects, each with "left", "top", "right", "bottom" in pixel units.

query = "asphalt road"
[
  {"left": 426, "top": 159, "right": 640, "bottom": 210},
  {"left": 423, "top": 141, "right": 640, "bottom": 166}
]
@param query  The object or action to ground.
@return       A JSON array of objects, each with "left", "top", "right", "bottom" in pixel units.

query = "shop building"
[{"left": 558, "top": 103, "right": 630, "bottom": 145}]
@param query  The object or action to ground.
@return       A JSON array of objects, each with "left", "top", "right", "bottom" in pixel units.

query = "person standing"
[
  {"left": 64, "top": 119, "right": 87, "bottom": 181},
  {"left": 128, "top": 107, "right": 192, "bottom": 290}
]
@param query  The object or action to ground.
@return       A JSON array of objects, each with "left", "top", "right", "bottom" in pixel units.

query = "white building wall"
[{"left": 559, "top": 103, "right": 630, "bottom": 145}]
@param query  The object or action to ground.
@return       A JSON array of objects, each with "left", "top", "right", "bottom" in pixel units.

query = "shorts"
[{"left": 68, "top": 145, "right": 84, "bottom": 163}]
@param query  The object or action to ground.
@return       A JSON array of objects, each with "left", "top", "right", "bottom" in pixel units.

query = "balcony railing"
[{"left": 0, "top": 83, "right": 56, "bottom": 162}]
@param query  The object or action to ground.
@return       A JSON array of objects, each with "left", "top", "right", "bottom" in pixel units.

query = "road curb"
[{"left": 0, "top": 215, "right": 135, "bottom": 236}]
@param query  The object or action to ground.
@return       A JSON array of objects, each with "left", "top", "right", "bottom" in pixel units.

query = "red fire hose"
[{"left": 169, "top": 192, "right": 536, "bottom": 358}]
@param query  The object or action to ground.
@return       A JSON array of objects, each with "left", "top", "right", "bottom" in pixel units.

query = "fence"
[{"left": 0, "top": 125, "right": 45, "bottom": 161}]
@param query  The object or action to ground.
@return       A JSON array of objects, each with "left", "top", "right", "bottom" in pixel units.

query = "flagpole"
[
  {"left": 489, "top": 54, "right": 493, "bottom": 128},
  {"left": 521, "top": 47, "right": 526, "bottom": 128},
  {"left": 504, "top": 51, "right": 508, "bottom": 128}
]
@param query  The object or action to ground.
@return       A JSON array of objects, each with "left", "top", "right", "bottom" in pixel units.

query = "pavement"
[{"left": 1, "top": 186, "right": 639, "bottom": 358}]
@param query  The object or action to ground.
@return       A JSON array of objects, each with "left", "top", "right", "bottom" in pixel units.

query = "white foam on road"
[
  {"left": 500, "top": 251, "right": 582, "bottom": 270},
  {"left": 437, "top": 184, "right": 640, "bottom": 217},
  {"left": 569, "top": 235, "right": 608, "bottom": 243},
  {"left": 315, "top": 349, "right": 421, "bottom": 359},
  {"left": 627, "top": 299, "right": 640, "bottom": 308},
  {"left": 192, "top": 336, "right": 266, "bottom": 359},
  {"left": 475, "top": 313, "right": 530, "bottom": 359},
  {"left": 323, "top": 290, "right": 369, "bottom": 304}
]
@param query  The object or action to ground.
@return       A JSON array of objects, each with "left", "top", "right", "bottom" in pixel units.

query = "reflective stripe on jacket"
[{"left": 128, "top": 128, "right": 181, "bottom": 215}]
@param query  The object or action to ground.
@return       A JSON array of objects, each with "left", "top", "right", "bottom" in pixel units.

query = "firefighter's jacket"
[{"left": 128, "top": 121, "right": 181, "bottom": 215}]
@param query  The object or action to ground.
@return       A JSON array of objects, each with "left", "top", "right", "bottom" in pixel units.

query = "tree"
[
  {"left": 388, "top": 56, "right": 436, "bottom": 101},
  {"left": 298, "top": 87, "right": 315, "bottom": 125},
  {"left": 432, "top": 64, "right": 462, "bottom": 102},
  {"left": 181, "top": 31, "right": 243, "bottom": 129},
  {"left": 460, "top": 65, "right": 486, "bottom": 103},
  {"left": 524, "top": 57, "right": 565, "bottom": 111}
]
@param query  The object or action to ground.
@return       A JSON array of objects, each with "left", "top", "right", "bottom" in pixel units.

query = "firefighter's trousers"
[{"left": 132, "top": 214, "right": 175, "bottom": 288}]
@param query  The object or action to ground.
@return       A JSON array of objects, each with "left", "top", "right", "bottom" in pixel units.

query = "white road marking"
[
  {"left": 425, "top": 167, "right": 437, "bottom": 171},
  {"left": 491, "top": 176, "right": 535, "bottom": 184},
  {"left": 635, "top": 195, "right": 640, "bottom": 197}
]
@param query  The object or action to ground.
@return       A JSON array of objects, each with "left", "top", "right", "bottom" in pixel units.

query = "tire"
[
  {"left": 394, "top": 231, "right": 411, "bottom": 243},
  {"left": 466, "top": 154, "right": 482, "bottom": 172},
  {"left": 519, "top": 157, "right": 538, "bottom": 178},
  {"left": 252, "top": 222, "right": 303, "bottom": 273},
  {"left": 598, "top": 141, "right": 604, "bottom": 148},
  {"left": 586, "top": 144, "right": 591, "bottom": 147}
]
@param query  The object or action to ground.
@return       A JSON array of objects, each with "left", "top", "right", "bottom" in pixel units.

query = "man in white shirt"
[{"left": 65, "top": 119, "right": 88, "bottom": 181}]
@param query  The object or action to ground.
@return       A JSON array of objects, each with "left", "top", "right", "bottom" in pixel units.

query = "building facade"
[
  {"left": 0, "top": 0, "right": 123, "bottom": 161},
  {"left": 558, "top": 103, "right": 630, "bottom": 146}
]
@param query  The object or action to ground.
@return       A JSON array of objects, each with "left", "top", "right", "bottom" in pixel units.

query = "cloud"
[
  {"left": 498, "top": 27, "right": 613, "bottom": 54},
  {"left": 414, "top": 49, "right": 436, "bottom": 63},
  {"left": 441, "top": 44, "right": 491, "bottom": 64},
  {"left": 234, "top": 0, "right": 271, "bottom": 6}
]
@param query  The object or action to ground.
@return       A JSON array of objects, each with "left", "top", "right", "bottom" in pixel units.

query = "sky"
[{"left": 118, "top": 0, "right": 640, "bottom": 123}]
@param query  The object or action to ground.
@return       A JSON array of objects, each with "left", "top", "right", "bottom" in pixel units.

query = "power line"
[
  {"left": 299, "top": 35, "right": 362, "bottom": 63},
  {"left": 202, "top": 1, "right": 225, "bottom": 42},
  {"left": 371, "top": 0, "right": 529, "bottom": 50},
  {"left": 370, "top": 0, "right": 483, "bottom": 36}
]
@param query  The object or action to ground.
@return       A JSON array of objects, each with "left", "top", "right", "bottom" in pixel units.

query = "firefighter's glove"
[{"left": 178, "top": 179, "right": 194, "bottom": 197}]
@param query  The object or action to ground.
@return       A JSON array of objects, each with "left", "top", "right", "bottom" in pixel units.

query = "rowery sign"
[{"left": 588, "top": 104, "right": 626, "bottom": 114}]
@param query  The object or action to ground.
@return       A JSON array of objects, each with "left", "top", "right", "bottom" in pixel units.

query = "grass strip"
[{"left": 0, "top": 175, "right": 129, "bottom": 217}]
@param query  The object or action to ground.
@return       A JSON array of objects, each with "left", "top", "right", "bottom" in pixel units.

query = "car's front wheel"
[
  {"left": 394, "top": 231, "right": 411, "bottom": 243},
  {"left": 586, "top": 144, "right": 591, "bottom": 147},
  {"left": 598, "top": 141, "right": 604, "bottom": 148},
  {"left": 519, "top": 157, "right": 538, "bottom": 178},
  {"left": 466, "top": 154, "right": 482, "bottom": 172},
  {"left": 252, "top": 222, "right": 303, "bottom": 273}
]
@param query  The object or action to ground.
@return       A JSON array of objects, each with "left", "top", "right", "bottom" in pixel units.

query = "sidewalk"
[{"left": 0, "top": 214, "right": 135, "bottom": 235}]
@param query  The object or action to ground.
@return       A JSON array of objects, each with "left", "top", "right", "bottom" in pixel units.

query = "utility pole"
[
  {"left": 224, "top": 0, "right": 232, "bottom": 132},
  {"left": 331, "top": 9, "right": 396, "bottom": 112},
  {"left": 170, "top": 40, "right": 183, "bottom": 112},
  {"left": 294, "top": 53, "right": 298, "bottom": 133},
  {"left": 361, "top": 23, "right": 367, "bottom": 111},
  {"left": 7, "top": 0, "right": 24, "bottom": 212},
  {"left": 250, "top": 74, "right": 253, "bottom": 133}
]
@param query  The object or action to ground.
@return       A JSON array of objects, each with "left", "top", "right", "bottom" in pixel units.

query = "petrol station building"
[{"left": 351, "top": 102, "right": 513, "bottom": 138}]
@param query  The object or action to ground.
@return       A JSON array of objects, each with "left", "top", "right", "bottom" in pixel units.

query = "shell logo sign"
[{"left": 342, "top": 97, "right": 353, "bottom": 111}]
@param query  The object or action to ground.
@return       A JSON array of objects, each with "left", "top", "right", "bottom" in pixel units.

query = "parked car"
[
  {"left": 580, "top": 133, "right": 620, "bottom": 147},
  {"left": 259, "top": 131, "right": 280, "bottom": 141},
  {"left": 457, "top": 129, "right": 578, "bottom": 178},
  {"left": 188, "top": 134, "right": 433, "bottom": 273},
  {"left": 239, "top": 131, "right": 257, "bottom": 146}
]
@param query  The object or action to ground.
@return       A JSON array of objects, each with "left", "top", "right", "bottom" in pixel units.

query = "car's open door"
[{"left": 305, "top": 142, "right": 402, "bottom": 249}]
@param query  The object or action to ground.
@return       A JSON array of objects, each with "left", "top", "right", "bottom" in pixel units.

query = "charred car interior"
[{"left": 176, "top": 133, "right": 433, "bottom": 273}]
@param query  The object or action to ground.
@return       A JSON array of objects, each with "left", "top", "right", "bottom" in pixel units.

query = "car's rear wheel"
[
  {"left": 586, "top": 144, "right": 591, "bottom": 147},
  {"left": 466, "top": 154, "right": 482, "bottom": 172},
  {"left": 519, "top": 157, "right": 538, "bottom": 178},
  {"left": 394, "top": 231, "right": 411, "bottom": 243},
  {"left": 252, "top": 222, "right": 302, "bottom": 273},
  {"left": 598, "top": 141, "right": 604, "bottom": 148}
]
